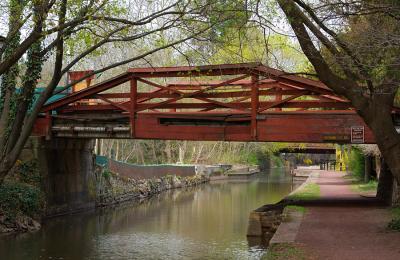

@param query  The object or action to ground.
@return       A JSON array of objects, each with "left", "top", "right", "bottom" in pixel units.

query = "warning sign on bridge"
[{"left": 351, "top": 126, "right": 365, "bottom": 144}]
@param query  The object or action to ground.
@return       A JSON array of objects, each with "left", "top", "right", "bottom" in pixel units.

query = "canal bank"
[
  {"left": 95, "top": 166, "right": 208, "bottom": 207},
  {"left": 246, "top": 167, "right": 313, "bottom": 240},
  {"left": 0, "top": 169, "right": 297, "bottom": 259}
]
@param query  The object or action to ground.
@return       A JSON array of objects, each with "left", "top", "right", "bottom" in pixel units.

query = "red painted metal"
[
  {"left": 251, "top": 75, "right": 259, "bottom": 139},
  {"left": 130, "top": 78, "right": 137, "bottom": 137},
  {"left": 34, "top": 63, "right": 400, "bottom": 143},
  {"left": 41, "top": 72, "right": 132, "bottom": 112}
]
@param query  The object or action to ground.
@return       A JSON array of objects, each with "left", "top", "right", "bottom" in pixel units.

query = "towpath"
[{"left": 293, "top": 171, "right": 400, "bottom": 260}]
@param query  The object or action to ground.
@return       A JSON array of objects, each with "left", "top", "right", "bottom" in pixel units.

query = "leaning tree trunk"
[{"left": 360, "top": 99, "right": 400, "bottom": 204}]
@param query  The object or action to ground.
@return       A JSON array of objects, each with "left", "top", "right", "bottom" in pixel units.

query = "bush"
[
  {"left": 247, "top": 152, "right": 259, "bottom": 165},
  {"left": 388, "top": 207, "right": 400, "bottom": 231},
  {"left": 0, "top": 181, "right": 44, "bottom": 220},
  {"left": 15, "top": 160, "right": 41, "bottom": 185},
  {"left": 388, "top": 219, "right": 400, "bottom": 231},
  {"left": 303, "top": 158, "right": 313, "bottom": 165},
  {"left": 348, "top": 147, "right": 365, "bottom": 179},
  {"left": 102, "top": 170, "right": 112, "bottom": 180}
]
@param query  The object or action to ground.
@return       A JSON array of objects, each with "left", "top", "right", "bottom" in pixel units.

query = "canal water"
[{"left": 0, "top": 169, "right": 296, "bottom": 260}]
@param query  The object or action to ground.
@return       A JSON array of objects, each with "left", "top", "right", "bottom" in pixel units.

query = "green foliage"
[
  {"left": 102, "top": 170, "right": 112, "bottom": 180},
  {"left": 0, "top": 181, "right": 44, "bottom": 220},
  {"left": 388, "top": 207, "right": 400, "bottom": 231},
  {"left": 286, "top": 205, "right": 306, "bottom": 213},
  {"left": 348, "top": 147, "right": 365, "bottom": 180},
  {"left": 287, "top": 183, "right": 320, "bottom": 201},
  {"left": 15, "top": 160, "right": 41, "bottom": 185},
  {"left": 246, "top": 152, "right": 258, "bottom": 165},
  {"left": 64, "top": 0, "right": 128, "bottom": 58},
  {"left": 303, "top": 158, "right": 313, "bottom": 165},
  {"left": 352, "top": 180, "right": 378, "bottom": 193},
  {"left": 0, "top": 159, "right": 44, "bottom": 222},
  {"left": 388, "top": 219, "right": 400, "bottom": 231},
  {"left": 0, "top": 0, "right": 22, "bottom": 123},
  {"left": 271, "top": 155, "right": 284, "bottom": 168},
  {"left": 209, "top": 28, "right": 310, "bottom": 72},
  {"left": 196, "top": 0, "right": 251, "bottom": 40}
]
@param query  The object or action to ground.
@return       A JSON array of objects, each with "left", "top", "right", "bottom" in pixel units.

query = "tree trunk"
[
  {"left": 364, "top": 155, "right": 372, "bottom": 183},
  {"left": 377, "top": 159, "right": 400, "bottom": 206},
  {"left": 363, "top": 103, "right": 400, "bottom": 185},
  {"left": 375, "top": 156, "right": 381, "bottom": 180},
  {"left": 165, "top": 140, "right": 172, "bottom": 163}
]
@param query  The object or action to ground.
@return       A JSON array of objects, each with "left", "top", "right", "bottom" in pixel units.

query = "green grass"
[
  {"left": 286, "top": 205, "right": 306, "bottom": 213},
  {"left": 351, "top": 180, "right": 378, "bottom": 193},
  {"left": 287, "top": 183, "right": 320, "bottom": 201},
  {"left": 262, "top": 243, "right": 307, "bottom": 260},
  {"left": 387, "top": 207, "right": 400, "bottom": 231}
]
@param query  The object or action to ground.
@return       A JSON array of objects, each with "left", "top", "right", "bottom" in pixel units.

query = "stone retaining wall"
[
  {"left": 96, "top": 167, "right": 208, "bottom": 207},
  {"left": 246, "top": 170, "right": 311, "bottom": 242}
]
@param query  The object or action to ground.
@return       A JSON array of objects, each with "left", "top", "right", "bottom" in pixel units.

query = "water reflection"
[{"left": 0, "top": 169, "right": 296, "bottom": 260}]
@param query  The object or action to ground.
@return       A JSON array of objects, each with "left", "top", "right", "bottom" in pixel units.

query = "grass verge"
[
  {"left": 262, "top": 243, "right": 307, "bottom": 260},
  {"left": 287, "top": 183, "right": 320, "bottom": 201},
  {"left": 286, "top": 205, "right": 306, "bottom": 213},
  {"left": 350, "top": 180, "right": 377, "bottom": 194}
]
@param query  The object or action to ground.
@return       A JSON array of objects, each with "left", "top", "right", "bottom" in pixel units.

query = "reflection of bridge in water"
[{"left": 33, "top": 62, "right": 400, "bottom": 143}]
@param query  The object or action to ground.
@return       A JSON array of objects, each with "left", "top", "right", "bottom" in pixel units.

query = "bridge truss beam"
[{"left": 33, "top": 63, "right": 400, "bottom": 143}]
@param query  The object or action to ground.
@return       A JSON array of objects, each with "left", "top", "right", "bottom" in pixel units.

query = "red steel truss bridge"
[{"left": 32, "top": 63, "right": 400, "bottom": 143}]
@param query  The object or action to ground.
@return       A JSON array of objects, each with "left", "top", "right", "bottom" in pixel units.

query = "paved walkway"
[{"left": 295, "top": 171, "right": 400, "bottom": 260}]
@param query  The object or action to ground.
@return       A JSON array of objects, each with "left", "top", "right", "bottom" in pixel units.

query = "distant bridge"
[
  {"left": 33, "top": 63, "right": 400, "bottom": 143},
  {"left": 278, "top": 144, "right": 336, "bottom": 154}
]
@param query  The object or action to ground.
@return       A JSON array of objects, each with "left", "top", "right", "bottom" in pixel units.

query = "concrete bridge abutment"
[{"left": 35, "top": 137, "right": 97, "bottom": 216}]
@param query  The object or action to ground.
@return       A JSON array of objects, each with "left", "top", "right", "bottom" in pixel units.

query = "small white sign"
[{"left": 351, "top": 126, "right": 365, "bottom": 144}]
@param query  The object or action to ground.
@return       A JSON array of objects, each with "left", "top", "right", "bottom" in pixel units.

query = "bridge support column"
[{"left": 38, "top": 138, "right": 96, "bottom": 216}]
